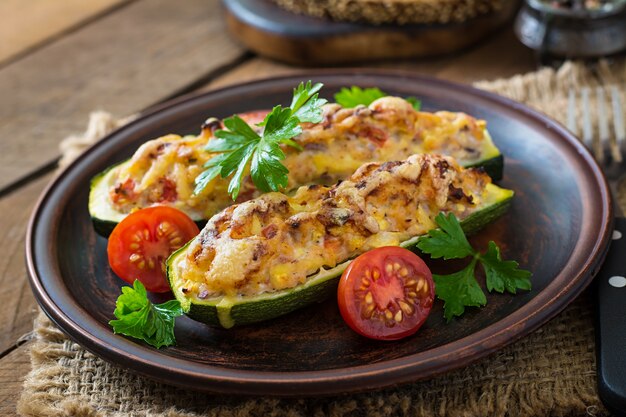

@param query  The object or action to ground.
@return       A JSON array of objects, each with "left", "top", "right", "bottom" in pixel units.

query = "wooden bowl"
[
  {"left": 224, "top": 0, "right": 522, "bottom": 65},
  {"left": 26, "top": 71, "right": 611, "bottom": 396}
]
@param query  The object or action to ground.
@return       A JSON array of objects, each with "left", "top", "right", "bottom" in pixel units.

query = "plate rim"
[{"left": 26, "top": 69, "right": 613, "bottom": 396}]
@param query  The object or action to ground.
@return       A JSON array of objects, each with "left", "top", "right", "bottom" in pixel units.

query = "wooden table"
[{"left": 0, "top": 1, "right": 535, "bottom": 414}]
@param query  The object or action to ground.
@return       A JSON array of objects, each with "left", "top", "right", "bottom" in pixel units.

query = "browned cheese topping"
[
  {"left": 171, "top": 154, "right": 491, "bottom": 299},
  {"left": 107, "top": 97, "right": 494, "bottom": 220}
]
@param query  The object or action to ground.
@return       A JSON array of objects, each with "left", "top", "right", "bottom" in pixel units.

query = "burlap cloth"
[{"left": 18, "top": 61, "right": 626, "bottom": 417}]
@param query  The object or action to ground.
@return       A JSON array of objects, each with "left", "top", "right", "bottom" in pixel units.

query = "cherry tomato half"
[
  {"left": 107, "top": 206, "right": 200, "bottom": 293},
  {"left": 337, "top": 247, "right": 435, "bottom": 341}
]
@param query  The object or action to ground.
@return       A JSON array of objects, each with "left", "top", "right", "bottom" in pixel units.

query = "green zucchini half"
[
  {"left": 89, "top": 161, "right": 130, "bottom": 237},
  {"left": 88, "top": 160, "right": 208, "bottom": 237},
  {"left": 89, "top": 130, "right": 503, "bottom": 237},
  {"left": 166, "top": 183, "right": 514, "bottom": 329}
]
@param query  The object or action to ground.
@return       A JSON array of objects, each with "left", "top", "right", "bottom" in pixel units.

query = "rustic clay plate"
[{"left": 27, "top": 71, "right": 612, "bottom": 396}]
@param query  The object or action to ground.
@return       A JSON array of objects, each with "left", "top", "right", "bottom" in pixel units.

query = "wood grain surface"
[
  {"left": 0, "top": 0, "right": 246, "bottom": 194},
  {"left": 0, "top": 175, "right": 52, "bottom": 354},
  {"left": 0, "top": 0, "right": 539, "bottom": 413},
  {"left": 0, "top": 176, "right": 54, "bottom": 417},
  {"left": 0, "top": 0, "right": 130, "bottom": 66},
  {"left": 0, "top": 344, "right": 32, "bottom": 415}
]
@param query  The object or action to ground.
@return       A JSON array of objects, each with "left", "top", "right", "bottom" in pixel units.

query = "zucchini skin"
[
  {"left": 466, "top": 154, "right": 503, "bottom": 182},
  {"left": 89, "top": 163, "right": 122, "bottom": 237},
  {"left": 90, "top": 154, "right": 504, "bottom": 237},
  {"left": 166, "top": 188, "right": 513, "bottom": 328},
  {"left": 91, "top": 218, "right": 119, "bottom": 238},
  {"left": 183, "top": 273, "right": 340, "bottom": 328}
]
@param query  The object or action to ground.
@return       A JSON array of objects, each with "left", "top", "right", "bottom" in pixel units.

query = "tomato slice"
[
  {"left": 107, "top": 206, "right": 200, "bottom": 293},
  {"left": 337, "top": 247, "right": 435, "bottom": 340}
]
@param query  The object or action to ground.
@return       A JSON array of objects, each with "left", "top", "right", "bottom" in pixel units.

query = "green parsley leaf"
[
  {"left": 262, "top": 106, "right": 303, "bottom": 146},
  {"left": 251, "top": 140, "right": 289, "bottom": 192},
  {"left": 480, "top": 241, "right": 532, "bottom": 294},
  {"left": 205, "top": 117, "right": 259, "bottom": 153},
  {"left": 433, "top": 259, "right": 486, "bottom": 322},
  {"left": 225, "top": 144, "right": 256, "bottom": 199},
  {"left": 223, "top": 115, "right": 261, "bottom": 142},
  {"left": 193, "top": 153, "right": 229, "bottom": 195},
  {"left": 290, "top": 81, "right": 327, "bottom": 124},
  {"left": 195, "top": 81, "right": 326, "bottom": 200},
  {"left": 405, "top": 96, "right": 422, "bottom": 111},
  {"left": 218, "top": 142, "right": 255, "bottom": 178},
  {"left": 418, "top": 213, "right": 532, "bottom": 321},
  {"left": 334, "top": 86, "right": 386, "bottom": 108},
  {"left": 109, "top": 280, "right": 183, "bottom": 349},
  {"left": 417, "top": 212, "right": 474, "bottom": 260},
  {"left": 334, "top": 86, "right": 422, "bottom": 110}
]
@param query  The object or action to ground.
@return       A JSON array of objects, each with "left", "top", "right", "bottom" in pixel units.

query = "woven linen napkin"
[{"left": 18, "top": 61, "right": 626, "bottom": 417}]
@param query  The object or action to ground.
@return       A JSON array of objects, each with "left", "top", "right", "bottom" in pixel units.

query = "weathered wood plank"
[
  {"left": 0, "top": 174, "right": 52, "bottom": 356},
  {"left": 0, "top": 0, "right": 130, "bottom": 66},
  {"left": 402, "top": 28, "right": 536, "bottom": 84},
  {"left": 0, "top": 343, "right": 31, "bottom": 416},
  {"left": 206, "top": 58, "right": 297, "bottom": 90},
  {"left": 207, "top": 28, "right": 534, "bottom": 89},
  {"left": 0, "top": 0, "right": 247, "bottom": 192}
]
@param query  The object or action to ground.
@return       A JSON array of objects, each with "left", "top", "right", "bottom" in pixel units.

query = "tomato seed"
[
  {"left": 362, "top": 304, "right": 375, "bottom": 319},
  {"left": 384, "top": 310, "right": 393, "bottom": 320},
  {"left": 393, "top": 262, "right": 401, "bottom": 271},
  {"left": 399, "top": 300, "right": 414, "bottom": 315},
  {"left": 361, "top": 277, "right": 370, "bottom": 287},
  {"left": 129, "top": 253, "right": 141, "bottom": 263},
  {"left": 394, "top": 310, "right": 403, "bottom": 322},
  {"left": 365, "top": 292, "right": 373, "bottom": 304},
  {"left": 399, "top": 267, "right": 408, "bottom": 277},
  {"left": 415, "top": 279, "right": 424, "bottom": 292},
  {"left": 372, "top": 269, "right": 380, "bottom": 280},
  {"left": 385, "top": 263, "right": 393, "bottom": 274}
]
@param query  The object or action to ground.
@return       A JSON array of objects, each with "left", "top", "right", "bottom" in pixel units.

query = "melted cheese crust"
[
  {"left": 107, "top": 97, "right": 492, "bottom": 219},
  {"left": 172, "top": 154, "right": 490, "bottom": 299}
]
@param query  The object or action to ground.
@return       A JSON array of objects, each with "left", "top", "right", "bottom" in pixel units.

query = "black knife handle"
[{"left": 596, "top": 216, "right": 626, "bottom": 416}]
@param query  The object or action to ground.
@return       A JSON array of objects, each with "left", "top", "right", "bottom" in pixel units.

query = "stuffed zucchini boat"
[
  {"left": 166, "top": 153, "right": 513, "bottom": 328},
  {"left": 90, "top": 97, "right": 503, "bottom": 236}
]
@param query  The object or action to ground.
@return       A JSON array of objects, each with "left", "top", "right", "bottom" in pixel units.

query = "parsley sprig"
[
  {"left": 417, "top": 213, "right": 532, "bottom": 321},
  {"left": 334, "top": 86, "right": 421, "bottom": 111},
  {"left": 194, "top": 81, "right": 327, "bottom": 200},
  {"left": 109, "top": 280, "right": 183, "bottom": 348}
]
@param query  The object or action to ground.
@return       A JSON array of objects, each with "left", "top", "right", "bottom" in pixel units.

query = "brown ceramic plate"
[{"left": 26, "top": 71, "right": 612, "bottom": 396}]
